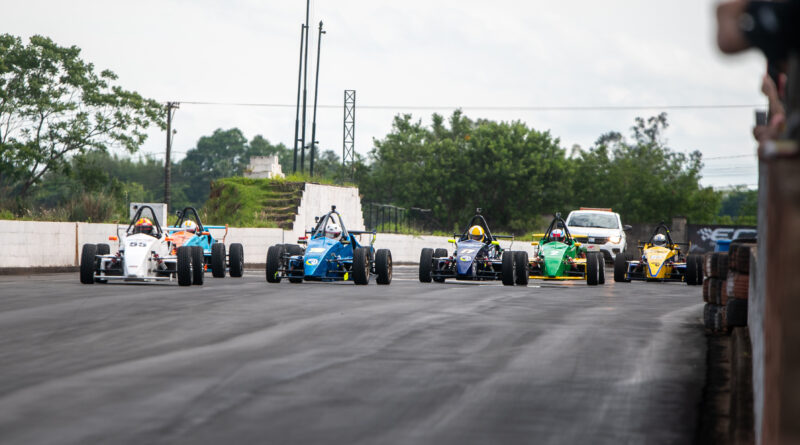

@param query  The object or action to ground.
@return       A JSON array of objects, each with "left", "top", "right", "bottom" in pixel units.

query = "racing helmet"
[
  {"left": 182, "top": 220, "right": 198, "bottom": 233},
  {"left": 550, "top": 229, "right": 565, "bottom": 243},
  {"left": 653, "top": 234, "right": 667, "bottom": 247},
  {"left": 134, "top": 217, "right": 154, "bottom": 235},
  {"left": 326, "top": 223, "right": 341, "bottom": 239},
  {"left": 468, "top": 225, "right": 485, "bottom": 242}
]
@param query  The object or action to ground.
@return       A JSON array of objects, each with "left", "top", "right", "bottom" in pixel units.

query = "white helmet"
[
  {"left": 653, "top": 234, "right": 667, "bottom": 247},
  {"left": 182, "top": 220, "right": 198, "bottom": 233},
  {"left": 326, "top": 223, "right": 341, "bottom": 239}
]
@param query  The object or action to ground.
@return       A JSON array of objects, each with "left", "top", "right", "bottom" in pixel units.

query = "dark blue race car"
[
  {"left": 167, "top": 207, "right": 244, "bottom": 280},
  {"left": 418, "top": 209, "right": 528, "bottom": 286},
  {"left": 265, "top": 206, "right": 392, "bottom": 285}
]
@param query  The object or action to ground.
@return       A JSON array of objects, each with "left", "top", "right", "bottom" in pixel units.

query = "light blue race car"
[
  {"left": 167, "top": 207, "right": 244, "bottom": 280},
  {"left": 265, "top": 206, "right": 392, "bottom": 285}
]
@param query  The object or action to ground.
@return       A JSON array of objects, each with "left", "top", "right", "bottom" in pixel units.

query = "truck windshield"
[{"left": 567, "top": 213, "right": 618, "bottom": 229}]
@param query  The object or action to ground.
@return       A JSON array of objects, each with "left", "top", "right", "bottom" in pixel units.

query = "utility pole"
[
  {"left": 299, "top": 0, "right": 311, "bottom": 173},
  {"left": 164, "top": 101, "right": 179, "bottom": 211},
  {"left": 309, "top": 21, "right": 325, "bottom": 177},
  {"left": 292, "top": 24, "right": 306, "bottom": 174},
  {"left": 343, "top": 90, "right": 356, "bottom": 182}
]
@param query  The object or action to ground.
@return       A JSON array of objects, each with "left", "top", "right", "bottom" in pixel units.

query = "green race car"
[{"left": 528, "top": 213, "right": 605, "bottom": 285}]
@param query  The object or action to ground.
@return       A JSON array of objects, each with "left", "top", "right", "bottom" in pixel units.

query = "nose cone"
[{"left": 541, "top": 243, "right": 568, "bottom": 277}]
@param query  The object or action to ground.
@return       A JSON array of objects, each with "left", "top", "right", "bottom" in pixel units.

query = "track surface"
[{"left": 0, "top": 267, "right": 705, "bottom": 444}]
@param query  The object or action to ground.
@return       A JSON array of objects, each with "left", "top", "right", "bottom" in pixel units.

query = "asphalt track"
[{"left": 0, "top": 267, "right": 705, "bottom": 444}]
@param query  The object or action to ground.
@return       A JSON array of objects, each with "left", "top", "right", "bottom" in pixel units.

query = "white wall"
[
  {"left": 0, "top": 220, "right": 539, "bottom": 269},
  {"left": 291, "top": 184, "right": 365, "bottom": 237}
]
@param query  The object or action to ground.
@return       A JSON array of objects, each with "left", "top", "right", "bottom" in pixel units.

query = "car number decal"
[
  {"left": 460, "top": 249, "right": 475, "bottom": 254},
  {"left": 309, "top": 248, "right": 326, "bottom": 253}
]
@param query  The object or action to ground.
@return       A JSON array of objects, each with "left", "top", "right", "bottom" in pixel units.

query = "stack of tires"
[{"left": 702, "top": 242, "right": 756, "bottom": 333}]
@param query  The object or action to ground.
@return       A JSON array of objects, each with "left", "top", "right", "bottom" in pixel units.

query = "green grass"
[{"left": 205, "top": 177, "right": 305, "bottom": 228}]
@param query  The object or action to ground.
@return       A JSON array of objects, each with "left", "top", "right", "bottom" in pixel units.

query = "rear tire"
[
  {"left": 266, "top": 245, "right": 284, "bottom": 283},
  {"left": 283, "top": 244, "right": 304, "bottom": 256},
  {"left": 191, "top": 246, "right": 204, "bottom": 285},
  {"left": 375, "top": 249, "right": 392, "bottom": 285},
  {"left": 353, "top": 247, "right": 370, "bottom": 285},
  {"left": 597, "top": 253, "right": 606, "bottom": 284},
  {"left": 80, "top": 244, "right": 97, "bottom": 284},
  {"left": 514, "top": 251, "right": 529, "bottom": 285},
  {"left": 177, "top": 246, "right": 192, "bottom": 286},
  {"left": 229, "top": 243, "right": 244, "bottom": 277},
  {"left": 685, "top": 254, "right": 700, "bottom": 285},
  {"left": 419, "top": 248, "right": 434, "bottom": 283},
  {"left": 211, "top": 243, "right": 226, "bottom": 278},
  {"left": 586, "top": 252, "right": 600, "bottom": 286},
  {"left": 614, "top": 252, "right": 629, "bottom": 282},
  {"left": 501, "top": 251, "right": 516, "bottom": 286}
]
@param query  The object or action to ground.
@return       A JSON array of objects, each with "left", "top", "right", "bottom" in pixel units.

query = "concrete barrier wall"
[
  {"left": 1, "top": 220, "right": 542, "bottom": 270},
  {"left": 292, "top": 184, "right": 365, "bottom": 236}
]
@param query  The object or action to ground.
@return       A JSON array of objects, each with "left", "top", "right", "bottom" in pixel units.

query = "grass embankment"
[{"left": 205, "top": 177, "right": 306, "bottom": 228}]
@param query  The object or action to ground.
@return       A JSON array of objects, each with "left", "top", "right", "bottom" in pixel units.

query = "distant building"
[{"left": 244, "top": 156, "right": 284, "bottom": 179}]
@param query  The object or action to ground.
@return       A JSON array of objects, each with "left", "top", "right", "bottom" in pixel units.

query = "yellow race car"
[{"left": 613, "top": 222, "right": 703, "bottom": 285}]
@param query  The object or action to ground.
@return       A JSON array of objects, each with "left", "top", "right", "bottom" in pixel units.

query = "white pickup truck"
[{"left": 565, "top": 208, "right": 631, "bottom": 262}]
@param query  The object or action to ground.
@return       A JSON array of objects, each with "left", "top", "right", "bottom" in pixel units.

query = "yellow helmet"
[{"left": 468, "top": 225, "right": 485, "bottom": 241}]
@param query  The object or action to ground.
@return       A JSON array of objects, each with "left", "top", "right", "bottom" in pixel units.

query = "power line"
[
  {"left": 703, "top": 153, "right": 756, "bottom": 160},
  {"left": 176, "top": 100, "right": 763, "bottom": 112}
]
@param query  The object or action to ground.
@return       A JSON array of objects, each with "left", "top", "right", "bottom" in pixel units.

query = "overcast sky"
[{"left": 2, "top": 0, "right": 766, "bottom": 188}]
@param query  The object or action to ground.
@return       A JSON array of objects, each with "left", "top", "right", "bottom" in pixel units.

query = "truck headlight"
[{"left": 609, "top": 235, "right": 621, "bottom": 244}]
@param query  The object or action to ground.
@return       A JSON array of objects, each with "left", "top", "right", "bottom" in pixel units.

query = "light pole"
[{"left": 310, "top": 21, "right": 325, "bottom": 177}]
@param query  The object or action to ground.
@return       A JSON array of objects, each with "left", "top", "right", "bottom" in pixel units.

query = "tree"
[
  {"left": 571, "top": 113, "right": 721, "bottom": 223},
  {"left": 0, "top": 34, "right": 164, "bottom": 206}
]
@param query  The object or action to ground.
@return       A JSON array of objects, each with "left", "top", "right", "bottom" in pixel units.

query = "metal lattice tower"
[{"left": 342, "top": 90, "right": 356, "bottom": 181}]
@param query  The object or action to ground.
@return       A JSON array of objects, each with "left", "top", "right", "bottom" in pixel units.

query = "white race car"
[{"left": 79, "top": 205, "right": 203, "bottom": 286}]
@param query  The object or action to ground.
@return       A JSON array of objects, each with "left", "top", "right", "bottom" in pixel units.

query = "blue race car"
[
  {"left": 167, "top": 207, "right": 244, "bottom": 280},
  {"left": 418, "top": 209, "right": 528, "bottom": 286},
  {"left": 265, "top": 205, "right": 392, "bottom": 285}
]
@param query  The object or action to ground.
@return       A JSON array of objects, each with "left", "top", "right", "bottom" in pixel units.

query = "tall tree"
[{"left": 0, "top": 34, "right": 164, "bottom": 204}]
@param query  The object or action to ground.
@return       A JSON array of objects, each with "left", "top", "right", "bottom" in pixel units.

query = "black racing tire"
[
  {"left": 80, "top": 244, "right": 97, "bottom": 284},
  {"left": 685, "top": 254, "right": 699, "bottom": 285},
  {"left": 177, "top": 246, "right": 192, "bottom": 286},
  {"left": 597, "top": 253, "right": 606, "bottom": 284},
  {"left": 501, "top": 250, "right": 516, "bottom": 286},
  {"left": 266, "top": 245, "right": 284, "bottom": 283},
  {"left": 283, "top": 243, "right": 305, "bottom": 256},
  {"left": 419, "top": 248, "right": 434, "bottom": 283},
  {"left": 586, "top": 252, "right": 600, "bottom": 286},
  {"left": 375, "top": 249, "right": 393, "bottom": 285},
  {"left": 211, "top": 243, "right": 226, "bottom": 278},
  {"left": 727, "top": 298, "right": 748, "bottom": 327},
  {"left": 434, "top": 248, "right": 448, "bottom": 259},
  {"left": 353, "top": 247, "right": 371, "bottom": 285},
  {"left": 514, "top": 251, "right": 529, "bottom": 285},
  {"left": 710, "top": 252, "right": 721, "bottom": 278},
  {"left": 229, "top": 243, "right": 244, "bottom": 277},
  {"left": 96, "top": 243, "right": 110, "bottom": 255},
  {"left": 191, "top": 245, "right": 204, "bottom": 285},
  {"left": 717, "top": 253, "right": 729, "bottom": 280},
  {"left": 614, "top": 252, "right": 629, "bottom": 283}
]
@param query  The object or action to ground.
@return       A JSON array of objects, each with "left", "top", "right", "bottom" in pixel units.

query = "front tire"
[
  {"left": 177, "top": 246, "right": 192, "bottom": 286},
  {"left": 514, "top": 251, "right": 529, "bottom": 285},
  {"left": 586, "top": 252, "right": 600, "bottom": 286},
  {"left": 229, "top": 243, "right": 244, "bottom": 277},
  {"left": 266, "top": 245, "right": 284, "bottom": 283},
  {"left": 211, "top": 243, "right": 226, "bottom": 278},
  {"left": 433, "top": 248, "right": 448, "bottom": 283},
  {"left": 501, "top": 251, "right": 516, "bottom": 286},
  {"left": 419, "top": 248, "right": 434, "bottom": 283},
  {"left": 80, "top": 244, "right": 97, "bottom": 284},
  {"left": 191, "top": 246, "right": 204, "bottom": 285},
  {"left": 375, "top": 249, "right": 392, "bottom": 285},
  {"left": 353, "top": 247, "right": 371, "bottom": 285}
]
